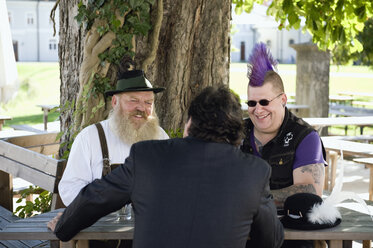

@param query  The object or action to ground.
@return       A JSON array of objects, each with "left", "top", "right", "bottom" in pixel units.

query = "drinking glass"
[{"left": 116, "top": 204, "right": 133, "bottom": 222}]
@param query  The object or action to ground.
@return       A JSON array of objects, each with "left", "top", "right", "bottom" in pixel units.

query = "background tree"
[
  {"left": 56, "top": 0, "right": 231, "bottom": 157},
  {"left": 233, "top": 0, "right": 373, "bottom": 121},
  {"left": 233, "top": 0, "right": 373, "bottom": 58},
  {"left": 334, "top": 18, "right": 373, "bottom": 67}
]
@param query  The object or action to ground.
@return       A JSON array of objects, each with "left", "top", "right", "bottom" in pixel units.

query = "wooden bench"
[
  {"left": 329, "top": 103, "right": 373, "bottom": 117},
  {"left": 0, "top": 133, "right": 66, "bottom": 247},
  {"left": 0, "top": 132, "right": 64, "bottom": 210},
  {"left": 11, "top": 124, "right": 46, "bottom": 133},
  {"left": 352, "top": 100, "right": 373, "bottom": 108},
  {"left": 5, "top": 132, "right": 61, "bottom": 156},
  {"left": 321, "top": 137, "right": 373, "bottom": 192},
  {"left": 352, "top": 158, "right": 373, "bottom": 201},
  {"left": 0, "top": 205, "right": 49, "bottom": 247}
]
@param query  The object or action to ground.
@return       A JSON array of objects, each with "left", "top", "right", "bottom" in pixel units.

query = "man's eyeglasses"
[{"left": 246, "top": 93, "right": 284, "bottom": 107}]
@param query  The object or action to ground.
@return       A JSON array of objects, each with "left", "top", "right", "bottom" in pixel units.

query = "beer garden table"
[{"left": 0, "top": 202, "right": 372, "bottom": 248}]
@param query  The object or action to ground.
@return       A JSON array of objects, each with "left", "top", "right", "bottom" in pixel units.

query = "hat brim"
[
  {"left": 281, "top": 216, "right": 341, "bottom": 230},
  {"left": 105, "top": 87, "right": 165, "bottom": 97}
]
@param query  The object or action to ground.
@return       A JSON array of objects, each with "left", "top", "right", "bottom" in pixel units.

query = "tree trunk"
[
  {"left": 58, "top": 0, "right": 85, "bottom": 157},
  {"left": 291, "top": 43, "right": 330, "bottom": 135},
  {"left": 58, "top": 0, "right": 231, "bottom": 153},
  {"left": 136, "top": 0, "right": 232, "bottom": 131}
]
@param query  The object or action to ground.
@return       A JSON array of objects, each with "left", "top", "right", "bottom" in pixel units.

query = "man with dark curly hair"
[{"left": 48, "top": 85, "right": 283, "bottom": 248}]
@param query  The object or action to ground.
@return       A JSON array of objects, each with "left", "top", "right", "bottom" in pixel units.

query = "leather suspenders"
[{"left": 95, "top": 123, "right": 111, "bottom": 176}]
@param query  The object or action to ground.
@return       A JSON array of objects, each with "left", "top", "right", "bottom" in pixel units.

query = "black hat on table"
[
  {"left": 281, "top": 193, "right": 342, "bottom": 230},
  {"left": 105, "top": 70, "right": 165, "bottom": 97}
]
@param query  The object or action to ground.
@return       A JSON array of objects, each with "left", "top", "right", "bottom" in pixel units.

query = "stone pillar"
[{"left": 291, "top": 43, "right": 330, "bottom": 120}]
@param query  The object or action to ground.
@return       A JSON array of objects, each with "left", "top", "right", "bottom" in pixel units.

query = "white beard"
[{"left": 108, "top": 105, "right": 161, "bottom": 145}]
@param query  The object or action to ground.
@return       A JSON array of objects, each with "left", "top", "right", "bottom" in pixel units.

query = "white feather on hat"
[{"left": 309, "top": 150, "right": 373, "bottom": 224}]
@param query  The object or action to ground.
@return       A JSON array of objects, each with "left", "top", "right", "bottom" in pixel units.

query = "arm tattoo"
[
  {"left": 300, "top": 163, "right": 325, "bottom": 185},
  {"left": 271, "top": 184, "right": 316, "bottom": 209},
  {"left": 271, "top": 163, "right": 324, "bottom": 208}
]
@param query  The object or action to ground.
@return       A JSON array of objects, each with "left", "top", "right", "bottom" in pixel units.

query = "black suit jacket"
[{"left": 54, "top": 137, "right": 284, "bottom": 248}]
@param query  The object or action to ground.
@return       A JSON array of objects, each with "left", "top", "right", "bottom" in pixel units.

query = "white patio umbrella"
[{"left": 0, "top": 0, "right": 19, "bottom": 104}]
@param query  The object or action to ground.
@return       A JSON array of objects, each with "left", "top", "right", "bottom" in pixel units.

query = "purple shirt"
[{"left": 250, "top": 130, "right": 325, "bottom": 170}]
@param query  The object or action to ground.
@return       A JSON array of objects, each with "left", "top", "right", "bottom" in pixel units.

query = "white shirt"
[{"left": 59, "top": 119, "right": 169, "bottom": 206}]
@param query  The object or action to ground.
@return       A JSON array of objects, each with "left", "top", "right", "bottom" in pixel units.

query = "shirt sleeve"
[
  {"left": 54, "top": 145, "right": 135, "bottom": 242},
  {"left": 58, "top": 128, "right": 94, "bottom": 206},
  {"left": 293, "top": 131, "right": 326, "bottom": 170},
  {"left": 159, "top": 127, "right": 170, "bottom": 139}
]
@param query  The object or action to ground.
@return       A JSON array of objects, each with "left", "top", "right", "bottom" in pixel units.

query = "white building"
[
  {"left": 6, "top": 0, "right": 59, "bottom": 62},
  {"left": 231, "top": 4, "right": 312, "bottom": 63}
]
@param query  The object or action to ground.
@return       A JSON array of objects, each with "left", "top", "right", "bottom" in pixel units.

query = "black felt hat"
[
  {"left": 281, "top": 193, "right": 342, "bottom": 230},
  {"left": 105, "top": 70, "right": 165, "bottom": 97}
]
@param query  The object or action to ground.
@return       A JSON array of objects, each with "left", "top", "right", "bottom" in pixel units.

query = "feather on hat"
[{"left": 247, "top": 42, "right": 278, "bottom": 86}]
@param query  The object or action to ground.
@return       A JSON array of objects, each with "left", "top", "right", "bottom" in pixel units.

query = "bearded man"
[{"left": 59, "top": 69, "right": 169, "bottom": 207}]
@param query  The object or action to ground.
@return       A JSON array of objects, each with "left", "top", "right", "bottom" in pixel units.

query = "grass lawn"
[
  {"left": 1, "top": 62, "right": 60, "bottom": 128},
  {"left": 1, "top": 62, "right": 373, "bottom": 135}
]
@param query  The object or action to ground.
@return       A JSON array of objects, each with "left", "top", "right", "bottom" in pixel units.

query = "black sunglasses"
[{"left": 246, "top": 93, "right": 284, "bottom": 107}]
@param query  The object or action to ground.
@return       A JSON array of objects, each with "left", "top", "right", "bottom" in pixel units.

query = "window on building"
[
  {"left": 266, "top": 40, "right": 271, "bottom": 48},
  {"left": 240, "top": 42, "right": 245, "bottom": 61},
  {"left": 49, "top": 39, "right": 57, "bottom": 50},
  {"left": 289, "top": 39, "right": 295, "bottom": 45},
  {"left": 8, "top": 12, "right": 12, "bottom": 24},
  {"left": 27, "top": 13, "right": 35, "bottom": 25}
]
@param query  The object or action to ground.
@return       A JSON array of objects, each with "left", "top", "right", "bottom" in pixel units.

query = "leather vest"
[{"left": 241, "top": 108, "right": 326, "bottom": 190}]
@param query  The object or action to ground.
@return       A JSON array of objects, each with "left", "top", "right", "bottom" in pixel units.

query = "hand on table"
[{"left": 47, "top": 212, "right": 63, "bottom": 232}]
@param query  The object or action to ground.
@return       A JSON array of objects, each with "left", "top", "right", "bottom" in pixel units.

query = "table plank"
[
  {"left": 0, "top": 115, "right": 12, "bottom": 131},
  {"left": 304, "top": 116, "right": 373, "bottom": 128},
  {"left": 1, "top": 204, "right": 373, "bottom": 247},
  {"left": 321, "top": 137, "right": 373, "bottom": 157}
]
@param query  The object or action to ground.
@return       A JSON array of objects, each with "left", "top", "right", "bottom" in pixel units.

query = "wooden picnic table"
[
  {"left": 329, "top": 95, "right": 354, "bottom": 105},
  {"left": 353, "top": 158, "right": 373, "bottom": 201},
  {"left": 0, "top": 202, "right": 372, "bottom": 248},
  {"left": 37, "top": 104, "right": 59, "bottom": 131},
  {"left": 0, "top": 115, "right": 12, "bottom": 131},
  {"left": 304, "top": 116, "right": 373, "bottom": 135},
  {"left": 321, "top": 137, "right": 373, "bottom": 199},
  {"left": 338, "top": 91, "right": 373, "bottom": 99}
]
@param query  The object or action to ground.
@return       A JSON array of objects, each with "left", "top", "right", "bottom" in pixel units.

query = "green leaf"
[
  {"left": 312, "top": 20, "right": 318, "bottom": 31},
  {"left": 288, "top": 12, "right": 299, "bottom": 27},
  {"left": 112, "top": 18, "right": 121, "bottom": 29},
  {"left": 352, "top": 38, "right": 363, "bottom": 52},
  {"left": 129, "top": 0, "right": 136, "bottom": 8},
  {"left": 235, "top": 5, "right": 243, "bottom": 15},
  {"left": 96, "top": 0, "right": 106, "bottom": 8},
  {"left": 355, "top": 22, "right": 365, "bottom": 32},
  {"left": 243, "top": 1, "right": 254, "bottom": 13},
  {"left": 282, "top": 0, "right": 293, "bottom": 13},
  {"left": 77, "top": 0, "right": 83, "bottom": 8},
  {"left": 96, "top": 26, "right": 107, "bottom": 36},
  {"left": 293, "top": 19, "right": 301, "bottom": 30},
  {"left": 339, "top": 27, "right": 346, "bottom": 44},
  {"left": 354, "top": 6, "right": 366, "bottom": 21}
]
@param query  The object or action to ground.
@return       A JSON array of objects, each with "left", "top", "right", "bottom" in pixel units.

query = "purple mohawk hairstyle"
[{"left": 247, "top": 42, "right": 278, "bottom": 86}]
